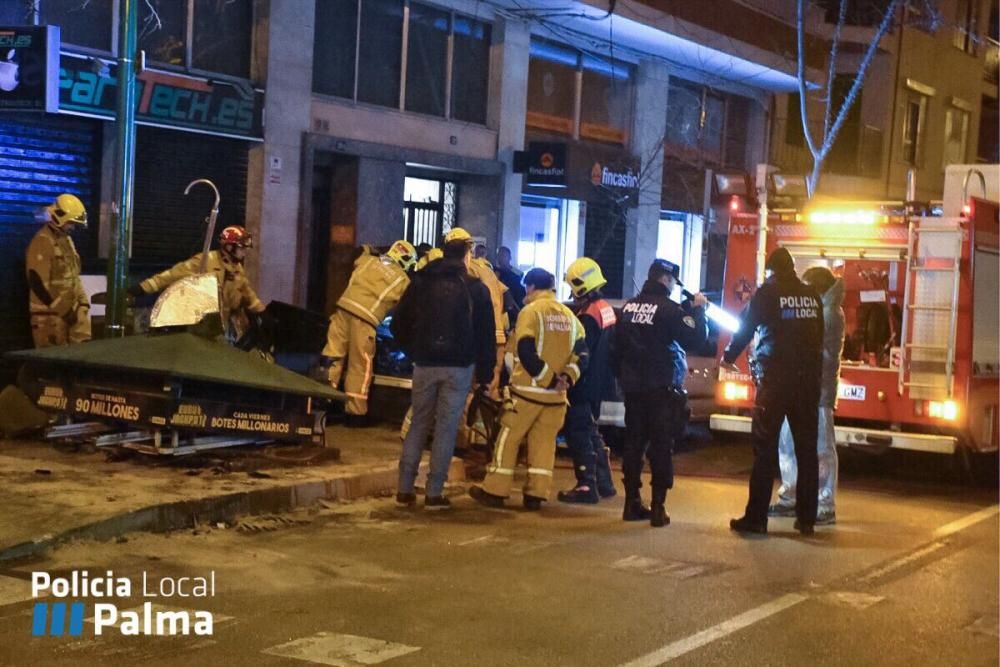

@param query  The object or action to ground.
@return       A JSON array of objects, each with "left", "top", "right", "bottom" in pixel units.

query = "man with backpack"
[{"left": 391, "top": 234, "right": 496, "bottom": 511}]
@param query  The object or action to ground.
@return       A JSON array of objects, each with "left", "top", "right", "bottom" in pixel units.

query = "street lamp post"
[{"left": 104, "top": 0, "right": 139, "bottom": 338}]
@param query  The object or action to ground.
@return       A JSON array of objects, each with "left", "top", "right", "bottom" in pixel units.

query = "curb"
[{"left": 0, "top": 458, "right": 463, "bottom": 564}]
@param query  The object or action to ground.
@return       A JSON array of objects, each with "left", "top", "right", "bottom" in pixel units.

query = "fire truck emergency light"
[{"left": 807, "top": 210, "right": 886, "bottom": 226}]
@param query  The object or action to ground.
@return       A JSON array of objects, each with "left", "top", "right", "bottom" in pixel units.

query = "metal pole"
[{"left": 104, "top": 0, "right": 139, "bottom": 338}]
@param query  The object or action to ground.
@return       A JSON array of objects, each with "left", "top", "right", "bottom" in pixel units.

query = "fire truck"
[{"left": 710, "top": 165, "right": 999, "bottom": 468}]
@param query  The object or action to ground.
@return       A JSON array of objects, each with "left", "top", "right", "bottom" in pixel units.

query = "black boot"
[
  {"left": 650, "top": 488, "right": 669, "bottom": 527},
  {"left": 622, "top": 489, "right": 651, "bottom": 521}
]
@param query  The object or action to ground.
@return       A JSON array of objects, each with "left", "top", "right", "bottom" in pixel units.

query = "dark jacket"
[
  {"left": 390, "top": 259, "right": 496, "bottom": 384},
  {"left": 568, "top": 296, "right": 617, "bottom": 408},
  {"left": 723, "top": 271, "right": 824, "bottom": 395},
  {"left": 496, "top": 265, "right": 525, "bottom": 308},
  {"left": 611, "top": 280, "right": 708, "bottom": 394}
]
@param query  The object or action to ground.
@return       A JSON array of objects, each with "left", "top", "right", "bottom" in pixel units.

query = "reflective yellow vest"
[
  {"left": 509, "top": 290, "right": 584, "bottom": 405},
  {"left": 25, "top": 225, "right": 88, "bottom": 317},
  {"left": 468, "top": 257, "right": 508, "bottom": 344}
]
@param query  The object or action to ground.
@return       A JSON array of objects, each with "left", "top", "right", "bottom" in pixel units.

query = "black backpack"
[{"left": 417, "top": 270, "right": 474, "bottom": 359}]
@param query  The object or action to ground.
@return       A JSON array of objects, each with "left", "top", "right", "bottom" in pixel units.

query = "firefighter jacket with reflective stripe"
[
  {"left": 509, "top": 290, "right": 587, "bottom": 405},
  {"left": 26, "top": 225, "right": 88, "bottom": 317},
  {"left": 140, "top": 250, "right": 265, "bottom": 325},
  {"left": 337, "top": 253, "right": 410, "bottom": 328},
  {"left": 468, "top": 257, "right": 508, "bottom": 344},
  {"left": 612, "top": 280, "right": 708, "bottom": 394},
  {"left": 568, "top": 297, "right": 617, "bottom": 407},
  {"left": 723, "top": 271, "right": 824, "bottom": 391}
]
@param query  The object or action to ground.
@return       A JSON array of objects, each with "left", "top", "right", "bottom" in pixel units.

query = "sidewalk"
[{"left": 0, "top": 424, "right": 441, "bottom": 562}]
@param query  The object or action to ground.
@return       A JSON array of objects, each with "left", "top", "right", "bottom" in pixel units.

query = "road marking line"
[
  {"left": 932, "top": 504, "right": 999, "bottom": 539},
  {"left": 0, "top": 575, "right": 34, "bottom": 607},
  {"left": 618, "top": 593, "right": 808, "bottom": 667},
  {"left": 858, "top": 541, "right": 948, "bottom": 584}
]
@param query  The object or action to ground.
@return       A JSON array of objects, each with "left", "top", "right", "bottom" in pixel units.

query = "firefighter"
[
  {"left": 723, "top": 247, "right": 824, "bottom": 536},
  {"left": 26, "top": 194, "right": 91, "bottom": 347},
  {"left": 470, "top": 268, "right": 588, "bottom": 510},
  {"left": 323, "top": 239, "right": 416, "bottom": 421},
  {"left": 611, "top": 259, "right": 708, "bottom": 527},
  {"left": 130, "top": 225, "right": 265, "bottom": 340},
  {"left": 556, "top": 257, "right": 618, "bottom": 504}
]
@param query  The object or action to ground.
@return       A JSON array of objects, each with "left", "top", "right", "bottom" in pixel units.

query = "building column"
[
  {"left": 623, "top": 60, "right": 670, "bottom": 297},
  {"left": 488, "top": 18, "right": 530, "bottom": 258},
  {"left": 245, "top": 0, "right": 315, "bottom": 305}
]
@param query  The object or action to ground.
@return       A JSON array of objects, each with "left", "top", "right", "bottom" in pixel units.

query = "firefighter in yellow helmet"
[
  {"left": 470, "top": 268, "right": 588, "bottom": 510},
  {"left": 324, "top": 239, "right": 416, "bottom": 421},
  {"left": 557, "top": 258, "right": 619, "bottom": 504},
  {"left": 26, "top": 194, "right": 92, "bottom": 347},
  {"left": 130, "top": 225, "right": 265, "bottom": 340}
]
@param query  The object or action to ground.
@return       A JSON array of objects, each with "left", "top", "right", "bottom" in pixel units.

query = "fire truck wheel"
[{"left": 956, "top": 445, "right": 999, "bottom": 488}]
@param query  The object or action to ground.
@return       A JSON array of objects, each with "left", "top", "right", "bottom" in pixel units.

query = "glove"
[{"left": 127, "top": 283, "right": 145, "bottom": 297}]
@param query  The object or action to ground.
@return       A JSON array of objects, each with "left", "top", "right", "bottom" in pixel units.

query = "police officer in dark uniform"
[
  {"left": 723, "top": 247, "right": 824, "bottom": 536},
  {"left": 611, "top": 259, "right": 708, "bottom": 527}
]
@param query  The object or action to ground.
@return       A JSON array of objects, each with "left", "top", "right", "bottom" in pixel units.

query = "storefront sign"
[
  {"left": 0, "top": 26, "right": 60, "bottom": 112},
  {"left": 168, "top": 400, "right": 313, "bottom": 437},
  {"left": 590, "top": 161, "right": 641, "bottom": 201},
  {"left": 520, "top": 142, "right": 566, "bottom": 187},
  {"left": 521, "top": 136, "right": 641, "bottom": 208},
  {"left": 57, "top": 52, "right": 264, "bottom": 141}
]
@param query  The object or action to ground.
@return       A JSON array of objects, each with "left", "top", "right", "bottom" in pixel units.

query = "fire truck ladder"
[{"left": 897, "top": 221, "right": 963, "bottom": 399}]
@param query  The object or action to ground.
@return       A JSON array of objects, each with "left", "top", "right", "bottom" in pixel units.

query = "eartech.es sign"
[
  {"left": 0, "top": 26, "right": 60, "bottom": 112},
  {"left": 58, "top": 52, "right": 264, "bottom": 141}
]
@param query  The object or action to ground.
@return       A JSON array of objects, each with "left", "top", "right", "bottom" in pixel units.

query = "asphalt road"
[{"left": 0, "top": 445, "right": 996, "bottom": 667}]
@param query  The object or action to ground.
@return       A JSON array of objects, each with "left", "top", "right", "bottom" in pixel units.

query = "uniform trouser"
[
  {"left": 564, "top": 400, "right": 614, "bottom": 492},
  {"left": 398, "top": 364, "right": 474, "bottom": 497},
  {"left": 776, "top": 407, "right": 838, "bottom": 512},
  {"left": 323, "top": 309, "right": 376, "bottom": 415},
  {"left": 622, "top": 389, "right": 678, "bottom": 495},
  {"left": 487, "top": 344, "right": 505, "bottom": 399},
  {"left": 746, "top": 381, "right": 819, "bottom": 526},
  {"left": 481, "top": 395, "right": 567, "bottom": 500},
  {"left": 30, "top": 307, "right": 91, "bottom": 348}
]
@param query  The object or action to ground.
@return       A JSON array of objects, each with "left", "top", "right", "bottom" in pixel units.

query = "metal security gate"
[
  {"left": 0, "top": 114, "right": 101, "bottom": 358},
  {"left": 404, "top": 201, "right": 441, "bottom": 247}
]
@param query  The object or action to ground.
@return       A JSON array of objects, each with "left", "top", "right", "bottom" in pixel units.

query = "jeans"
[
  {"left": 398, "top": 364, "right": 474, "bottom": 497},
  {"left": 776, "top": 406, "right": 838, "bottom": 512}
]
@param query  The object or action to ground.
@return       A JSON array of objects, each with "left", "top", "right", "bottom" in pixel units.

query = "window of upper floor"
[
  {"left": 312, "top": 0, "right": 492, "bottom": 125},
  {"left": 665, "top": 77, "right": 753, "bottom": 169},
  {"left": 526, "top": 38, "right": 633, "bottom": 146},
  {"left": 0, "top": 0, "right": 252, "bottom": 80}
]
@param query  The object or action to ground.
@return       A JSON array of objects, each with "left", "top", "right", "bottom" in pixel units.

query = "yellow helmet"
[
  {"left": 46, "top": 194, "right": 88, "bottom": 229},
  {"left": 443, "top": 227, "right": 473, "bottom": 245},
  {"left": 387, "top": 239, "right": 417, "bottom": 272},
  {"left": 564, "top": 257, "right": 607, "bottom": 298},
  {"left": 416, "top": 247, "right": 443, "bottom": 271}
]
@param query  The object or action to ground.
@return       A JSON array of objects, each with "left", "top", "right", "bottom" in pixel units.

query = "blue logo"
[{"left": 31, "top": 601, "right": 86, "bottom": 637}]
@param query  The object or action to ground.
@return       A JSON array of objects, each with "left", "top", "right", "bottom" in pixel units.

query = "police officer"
[
  {"left": 557, "top": 257, "right": 618, "bottom": 504},
  {"left": 131, "top": 225, "right": 265, "bottom": 341},
  {"left": 612, "top": 259, "right": 707, "bottom": 527},
  {"left": 470, "top": 268, "right": 588, "bottom": 511},
  {"left": 723, "top": 247, "right": 824, "bottom": 536},
  {"left": 323, "top": 239, "right": 417, "bottom": 422},
  {"left": 26, "top": 194, "right": 91, "bottom": 347}
]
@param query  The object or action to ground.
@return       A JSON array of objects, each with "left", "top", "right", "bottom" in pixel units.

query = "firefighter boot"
[
  {"left": 557, "top": 486, "right": 600, "bottom": 504},
  {"left": 595, "top": 440, "right": 617, "bottom": 499},
  {"left": 650, "top": 488, "right": 670, "bottom": 527}
]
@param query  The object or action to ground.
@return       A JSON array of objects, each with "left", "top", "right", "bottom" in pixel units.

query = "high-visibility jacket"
[
  {"left": 509, "top": 290, "right": 587, "bottom": 405},
  {"left": 468, "top": 257, "right": 508, "bottom": 344},
  {"left": 140, "top": 250, "right": 265, "bottom": 327},
  {"left": 26, "top": 224, "right": 88, "bottom": 317},
  {"left": 337, "top": 253, "right": 410, "bottom": 327}
]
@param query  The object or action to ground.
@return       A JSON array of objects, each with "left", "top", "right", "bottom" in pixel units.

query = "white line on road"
[
  {"left": 932, "top": 504, "right": 999, "bottom": 539},
  {"left": 618, "top": 504, "right": 999, "bottom": 666},
  {"left": 617, "top": 594, "right": 808, "bottom": 667}
]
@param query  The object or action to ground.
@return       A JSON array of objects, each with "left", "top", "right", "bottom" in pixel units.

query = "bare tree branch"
[{"left": 823, "top": 0, "right": 849, "bottom": 139}]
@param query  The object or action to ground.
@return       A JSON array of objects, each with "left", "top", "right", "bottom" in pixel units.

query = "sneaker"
[
  {"left": 424, "top": 496, "right": 451, "bottom": 511},
  {"left": 793, "top": 519, "right": 815, "bottom": 536},
  {"left": 523, "top": 495, "right": 544, "bottom": 511},
  {"left": 767, "top": 503, "right": 797, "bottom": 518},
  {"left": 556, "top": 486, "right": 599, "bottom": 504},
  {"left": 816, "top": 509, "right": 836, "bottom": 525},
  {"left": 395, "top": 492, "right": 416, "bottom": 507},
  {"left": 729, "top": 516, "right": 767, "bottom": 534},
  {"left": 469, "top": 485, "right": 505, "bottom": 508}
]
